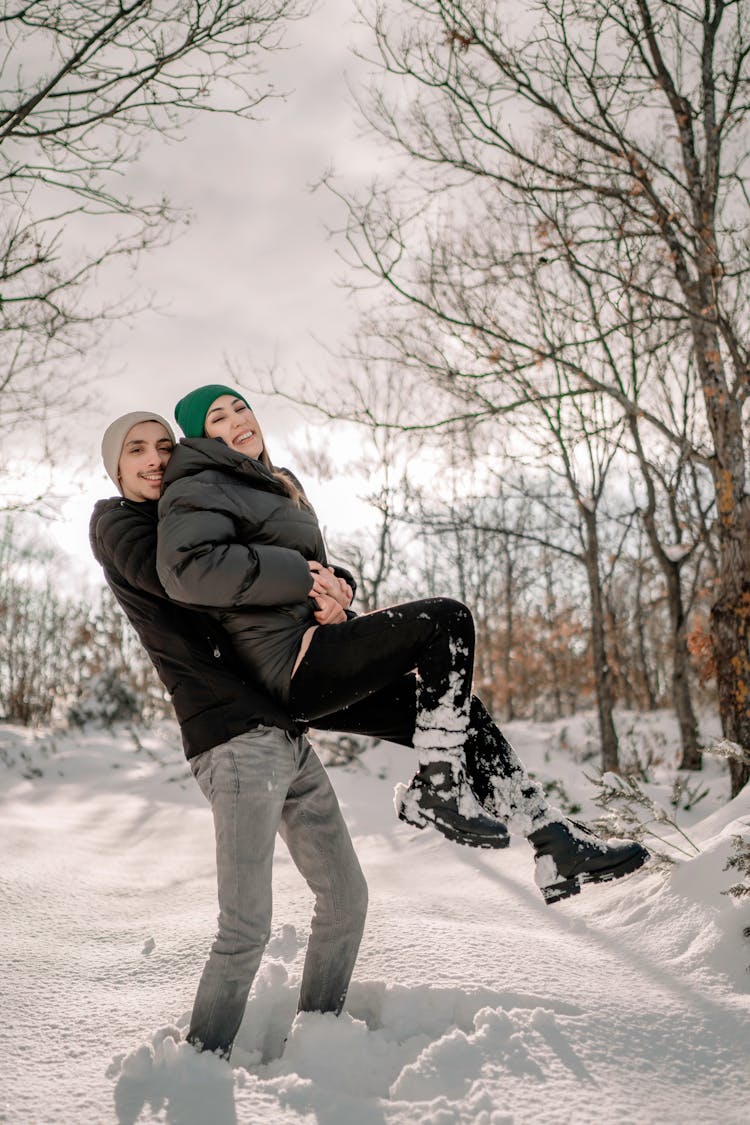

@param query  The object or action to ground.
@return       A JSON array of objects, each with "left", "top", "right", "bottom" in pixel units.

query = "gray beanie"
[{"left": 101, "top": 411, "right": 176, "bottom": 493}]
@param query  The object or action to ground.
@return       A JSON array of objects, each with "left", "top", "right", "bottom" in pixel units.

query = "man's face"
[{"left": 117, "top": 421, "right": 174, "bottom": 501}]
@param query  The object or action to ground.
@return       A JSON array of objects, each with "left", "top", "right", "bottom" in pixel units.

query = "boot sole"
[
  {"left": 400, "top": 807, "right": 511, "bottom": 850},
  {"left": 541, "top": 847, "right": 650, "bottom": 905}
]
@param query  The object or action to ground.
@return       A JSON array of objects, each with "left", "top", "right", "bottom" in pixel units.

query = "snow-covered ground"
[{"left": 2, "top": 711, "right": 749, "bottom": 1125}]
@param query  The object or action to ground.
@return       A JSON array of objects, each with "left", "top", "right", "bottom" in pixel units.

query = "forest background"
[{"left": 1, "top": 0, "right": 749, "bottom": 798}]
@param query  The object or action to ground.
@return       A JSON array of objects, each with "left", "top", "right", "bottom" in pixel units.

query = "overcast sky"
[
  {"left": 11, "top": 0, "right": 386, "bottom": 582},
  {"left": 95, "top": 0, "right": 379, "bottom": 426}
]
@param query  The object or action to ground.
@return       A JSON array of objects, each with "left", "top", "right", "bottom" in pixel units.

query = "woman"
[{"left": 157, "top": 384, "right": 649, "bottom": 905}]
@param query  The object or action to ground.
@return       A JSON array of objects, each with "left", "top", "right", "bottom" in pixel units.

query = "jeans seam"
[
  {"left": 292, "top": 736, "right": 340, "bottom": 1008},
  {"left": 296, "top": 798, "right": 341, "bottom": 1010},
  {"left": 201, "top": 792, "right": 241, "bottom": 1044},
  {"left": 201, "top": 753, "right": 244, "bottom": 1048}
]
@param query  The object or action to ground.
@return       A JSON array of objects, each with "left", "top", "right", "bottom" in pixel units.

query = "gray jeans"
[{"left": 188, "top": 726, "right": 368, "bottom": 1059}]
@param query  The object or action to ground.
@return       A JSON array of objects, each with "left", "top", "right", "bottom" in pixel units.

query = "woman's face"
[
  {"left": 204, "top": 395, "right": 264, "bottom": 459},
  {"left": 117, "top": 421, "right": 174, "bottom": 501}
]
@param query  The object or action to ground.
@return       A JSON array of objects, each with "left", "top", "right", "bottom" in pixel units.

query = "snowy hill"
[{"left": 2, "top": 714, "right": 749, "bottom": 1125}]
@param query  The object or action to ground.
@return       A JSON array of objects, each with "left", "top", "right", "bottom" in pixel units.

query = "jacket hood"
[
  {"left": 161, "top": 438, "right": 287, "bottom": 496},
  {"left": 91, "top": 496, "right": 120, "bottom": 521},
  {"left": 89, "top": 497, "right": 158, "bottom": 563},
  {"left": 91, "top": 496, "right": 158, "bottom": 518},
  {"left": 91, "top": 496, "right": 158, "bottom": 532}
]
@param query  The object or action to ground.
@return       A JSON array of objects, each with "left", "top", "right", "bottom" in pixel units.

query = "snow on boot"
[
  {"left": 395, "top": 761, "right": 510, "bottom": 849},
  {"left": 530, "top": 819, "right": 649, "bottom": 905}
]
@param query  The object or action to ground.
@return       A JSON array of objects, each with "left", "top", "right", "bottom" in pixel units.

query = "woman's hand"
[
  {"left": 308, "top": 561, "right": 352, "bottom": 609},
  {"left": 312, "top": 593, "right": 347, "bottom": 626},
  {"left": 333, "top": 574, "right": 353, "bottom": 608}
]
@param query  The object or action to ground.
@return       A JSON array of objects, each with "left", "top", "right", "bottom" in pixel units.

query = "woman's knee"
[{"left": 430, "top": 597, "right": 475, "bottom": 640}]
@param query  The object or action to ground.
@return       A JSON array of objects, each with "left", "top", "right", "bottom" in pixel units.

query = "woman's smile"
[
  {"left": 232, "top": 427, "right": 257, "bottom": 449},
  {"left": 204, "top": 394, "right": 265, "bottom": 458}
]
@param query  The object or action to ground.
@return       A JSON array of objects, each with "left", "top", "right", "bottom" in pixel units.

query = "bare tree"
[
  {"left": 325, "top": 0, "right": 749, "bottom": 794},
  {"left": 0, "top": 0, "right": 304, "bottom": 456},
  {"left": 0, "top": 529, "right": 78, "bottom": 722},
  {"left": 412, "top": 480, "right": 535, "bottom": 718},
  {"left": 0, "top": 523, "right": 169, "bottom": 724}
]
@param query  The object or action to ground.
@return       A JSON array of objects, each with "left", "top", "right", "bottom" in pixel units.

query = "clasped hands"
[{"left": 308, "top": 561, "right": 353, "bottom": 625}]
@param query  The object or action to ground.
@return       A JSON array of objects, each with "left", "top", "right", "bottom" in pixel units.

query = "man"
[{"left": 90, "top": 411, "right": 368, "bottom": 1061}]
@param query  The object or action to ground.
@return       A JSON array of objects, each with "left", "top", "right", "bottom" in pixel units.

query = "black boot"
[
  {"left": 395, "top": 761, "right": 510, "bottom": 849},
  {"left": 529, "top": 819, "right": 649, "bottom": 905}
]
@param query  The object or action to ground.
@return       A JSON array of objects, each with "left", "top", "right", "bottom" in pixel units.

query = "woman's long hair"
[{"left": 258, "top": 444, "right": 307, "bottom": 508}]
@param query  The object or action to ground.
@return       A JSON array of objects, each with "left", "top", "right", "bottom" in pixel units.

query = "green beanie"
[{"left": 174, "top": 384, "right": 252, "bottom": 438}]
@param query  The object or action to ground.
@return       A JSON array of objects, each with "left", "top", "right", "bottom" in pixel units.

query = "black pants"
[{"left": 288, "top": 598, "right": 526, "bottom": 808}]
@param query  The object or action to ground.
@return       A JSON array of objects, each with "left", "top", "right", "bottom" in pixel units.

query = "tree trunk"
[
  {"left": 628, "top": 415, "right": 702, "bottom": 769},
  {"left": 663, "top": 565, "right": 702, "bottom": 770},
  {"left": 606, "top": 597, "right": 633, "bottom": 710},
  {"left": 691, "top": 322, "right": 750, "bottom": 797},
  {"left": 503, "top": 549, "right": 515, "bottom": 722},
  {"left": 581, "top": 507, "right": 620, "bottom": 773},
  {"left": 712, "top": 575, "right": 750, "bottom": 797},
  {"left": 634, "top": 561, "right": 658, "bottom": 711},
  {"left": 544, "top": 560, "right": 564, "bottom": 719}
]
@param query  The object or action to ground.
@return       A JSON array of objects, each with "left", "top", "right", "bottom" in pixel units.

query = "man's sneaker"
[
  {"left": 395, "top": 763, "right": 510, "bottom": 850},
  {"left": 529, "top": 819, "right": 649, "bottom": 905}
]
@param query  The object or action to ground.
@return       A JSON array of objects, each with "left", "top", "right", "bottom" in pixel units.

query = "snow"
[{"left": 2, "top": 712, "right": 749, "bottom": 1125}]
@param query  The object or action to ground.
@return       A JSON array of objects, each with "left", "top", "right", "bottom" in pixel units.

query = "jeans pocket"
[
  {"left": 209, "top": 745, "right": 241, "bottom": 795},
  {"left": 190, "top": 750, "right": 213, "bottom": 803}
]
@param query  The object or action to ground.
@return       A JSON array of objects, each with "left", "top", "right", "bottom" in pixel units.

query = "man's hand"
[
  {"left": 312, "top": 592, "right": 347, "bottom": 626},
  {"left": 308, "top": 561, "right": 353, "bottom": 609}
]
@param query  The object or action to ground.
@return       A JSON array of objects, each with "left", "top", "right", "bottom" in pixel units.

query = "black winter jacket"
[
  {"left": 89, "top": 495, "right": 304, "bottom": 759},
  {"left": 157, "top": 439, "right": 339, "bottom": 705}
]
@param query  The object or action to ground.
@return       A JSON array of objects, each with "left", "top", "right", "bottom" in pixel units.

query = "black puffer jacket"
[
  {"left": 90, "top": 495, "right": 303, "bottom": 759},
  {"left": 157, "top": 439, "right": 338, "bottom": 705}
]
